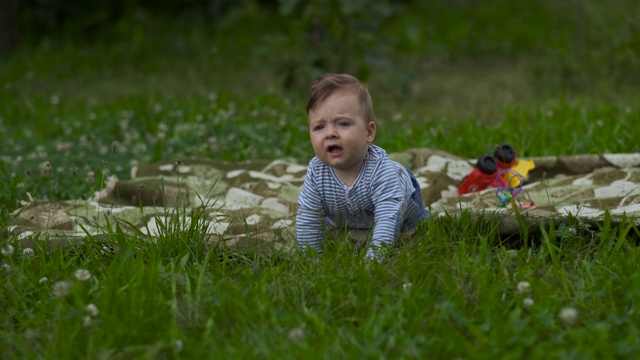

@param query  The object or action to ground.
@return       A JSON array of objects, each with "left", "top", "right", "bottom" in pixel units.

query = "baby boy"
[{"left": 296, "top": 73, "right": 430, "bottom": 260}]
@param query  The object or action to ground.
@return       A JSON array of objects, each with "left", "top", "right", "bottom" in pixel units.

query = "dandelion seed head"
[
  {"left": 288, "top": 327, "right": 304, "bottom": 344},
  {"left": 82, "top": 316, "right": 92, "bottom": 328},
  {"left": 39, "top": 162, "right": 52, "bottom": 176},
  {"left": 86, "top": 171, "right": 95, "bottom": 184},
  {"left": 75, "top": 269, "right": 91, "bottom": 281},
  {"left": 175, "top": 339, "right": 183, "bottom": 352},
  {"left": 559, "top": 306, "right": 579, "bottom": 326},
  {"left": 86, "top": 303, "right": 99, "bottom": 316},
  {"left": 1, "top": 263, "right": 10, "bottom": 273},
  {"left": 402, "top": 282, "right": 413, "bottom": 292},
  {"left": 23, "top": 247, "right": 34, "bottom": 257},
  {"left": 523, "top": 297, "right": 535, "bottom": 307},
  {"left": 1, "top": 244, "right": 14, "bottom": 256},
  {"left": 53, "top": 281, "right": 72, "bottom": 297},
  {"left": 516, "top": 281, "right": 531, "bottom": 294}
]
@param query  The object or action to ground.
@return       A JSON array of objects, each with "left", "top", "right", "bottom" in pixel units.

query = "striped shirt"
[{"left": 296, "top": 144, "right": 429, "bottom": 258}]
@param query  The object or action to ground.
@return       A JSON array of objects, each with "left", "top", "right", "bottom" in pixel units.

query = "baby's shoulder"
[
  {"left": 367, "top": 154, "right": 402, "bottom": 172},
  {"left": 308, "top": 157, "right": 330, "bottom": 172},
  {"left": 366, "top": 157, "right": 414, "bottom": 187}
]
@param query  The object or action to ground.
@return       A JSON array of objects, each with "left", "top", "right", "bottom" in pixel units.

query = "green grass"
[
  {"left": 2, "top": 213, "right": 640, "bottom": 357},
  {"left": 2, "top": 1, "right": 640, "bottom": 357}
]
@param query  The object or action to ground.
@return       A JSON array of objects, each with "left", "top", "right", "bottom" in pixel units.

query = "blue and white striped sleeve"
[
  {"left": 296, "top": 164, "right": 326, "bottom": 254},
  {"left": 368, "top": 162, "right": 405, "bottom": 258}
]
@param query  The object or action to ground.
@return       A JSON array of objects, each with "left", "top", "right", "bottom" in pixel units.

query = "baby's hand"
[{"left": 365, "top": 245, "right": 387, "bottom": 263}]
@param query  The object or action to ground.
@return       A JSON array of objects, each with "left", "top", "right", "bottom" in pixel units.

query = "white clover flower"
[
  {"left": 23, "top": 248, "right": 34, "bottom": 257},
  {"left": 175, "top": 339, "right": 183, "bottom": 352},
  {"left": 288, "top": 327, "right": 305, "bottom": 344},
  {"left": 559, "top": 307, "right": 579, "bottom": 326},
  {"left": 40, "top": 162, "right": 52, "bottom": 176},
  {"left": 86, "top": 171, "right": 95, "bottom": 184},
  {"left": 402, "top": 283, "right": 413, "bottom": 292},
  {"left": 53, "top": 281, "right": 72, "bottom": 298},
  {"left": 86, "top": 303, "right": 99, "bottom": 317},
  {"left": 82, "top": 316, "right": 92, "bottom": 328},
  {"left": 1, "top": 244, "right": 14, "bottom": 256},
  {"left": 38, "top": 277, "right": 48, "bottom": 284},
  {"left": 516, "top": 281, "right": 531, "bottom": 294},
  {"left": 523, "top": 297, "right": 535, "bottom": 308},
  {"left": 1, "top": 263, "right": 10, "bottom": 273},
  {"left": 74, "top": 269, "right": 91, "bottom": 282}
]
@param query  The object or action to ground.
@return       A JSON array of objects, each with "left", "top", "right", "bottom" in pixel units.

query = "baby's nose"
[{"left": 325, "top": 125, "right": 338, "bottom": 138}]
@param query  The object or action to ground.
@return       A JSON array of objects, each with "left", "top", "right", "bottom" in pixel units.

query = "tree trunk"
[{"left": 0, "top": 0, "right": 20, "bottom": 55}]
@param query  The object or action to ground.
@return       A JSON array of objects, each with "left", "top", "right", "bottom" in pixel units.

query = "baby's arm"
[
  {"left": 296, "top": 166, "right": 326, "bottom": 254},
  {"left": 368, "top": 163, "right": 407, "bottom": 259}
]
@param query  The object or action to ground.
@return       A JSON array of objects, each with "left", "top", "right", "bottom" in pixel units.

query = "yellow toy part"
[{"left": 502, "top": 159, "right": 535, "bottom": 187}]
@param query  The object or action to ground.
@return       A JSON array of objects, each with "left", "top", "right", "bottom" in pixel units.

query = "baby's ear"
[{"left": 367, "top": 121, "right": 376, "bottom": 142}]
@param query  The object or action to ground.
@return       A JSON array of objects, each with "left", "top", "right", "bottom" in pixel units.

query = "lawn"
[{"left": 1, "top": 1, "right": 640, "bottom": 358}]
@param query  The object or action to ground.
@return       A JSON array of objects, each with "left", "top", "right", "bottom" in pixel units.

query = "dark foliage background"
[{"left": 5, "top": 0, "right": 639, "bottom": 91}]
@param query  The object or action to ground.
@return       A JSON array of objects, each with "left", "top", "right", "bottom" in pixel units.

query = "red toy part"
[{"left": 458, "top": 155, "right": 507, "bottom": 195}]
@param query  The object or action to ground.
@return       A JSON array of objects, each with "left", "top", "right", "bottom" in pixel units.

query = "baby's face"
[{"left": 308, "top": 90, "right": 375, "bottom": 178}]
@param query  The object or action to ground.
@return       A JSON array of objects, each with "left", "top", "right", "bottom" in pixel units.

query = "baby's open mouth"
[{"left": 327, "top": 145, "right": 343, "bottom": 153}]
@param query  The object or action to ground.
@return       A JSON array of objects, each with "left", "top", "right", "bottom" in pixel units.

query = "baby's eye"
[
  {"left": 313, "top": 124, "right": 325, "bottom": 131},
  {"left": 338, "top": 122, "right": 350, "bottom": 127}
]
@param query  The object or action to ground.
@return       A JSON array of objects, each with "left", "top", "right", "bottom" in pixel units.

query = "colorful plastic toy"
[
  {"left": 495, "top": 169, "right": 536, "bottom": 208},
  {"left": 457, "top": 155, "right": 506, "bottom": 194},
  {"left": 457, "top": 143, "right": 535, "bottom": 195}
]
